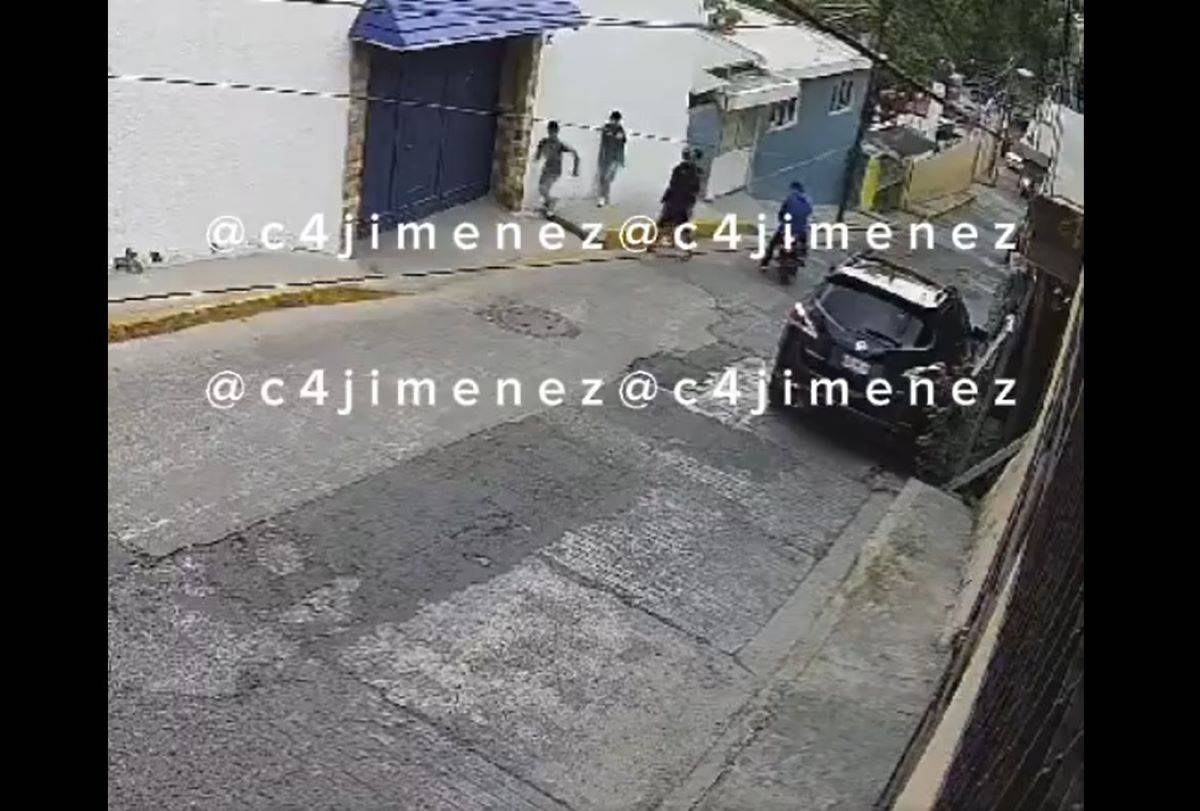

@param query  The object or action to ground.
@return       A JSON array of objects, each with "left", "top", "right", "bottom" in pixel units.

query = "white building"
[
  {"left": 114, "top": 1, "right": 845, "bottom": 267},
  {"left": 519, "top": 0, "right": 709, "bottom": 211},
  {"left": 687, "top": 3, "right": 872, "bottom": 205},
  {"left": 108, "top": 0, "right": 359, "bottom": 266},
  {"left": 108, "top": 0, "right": 585, "bottom": 268}
]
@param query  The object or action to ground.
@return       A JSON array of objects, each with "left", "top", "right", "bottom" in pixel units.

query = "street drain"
[{"left": 477, "top": 302, "right": 580, "bottom": 338}]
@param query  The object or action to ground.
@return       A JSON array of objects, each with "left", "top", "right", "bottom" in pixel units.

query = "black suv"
[{"left": 769, "top": 254, "right": 980, "bottom": 435}]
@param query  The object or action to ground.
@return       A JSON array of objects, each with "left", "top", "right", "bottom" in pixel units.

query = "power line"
[
  {"left": 108, "top": 69, "right": 855, "bottom": 225},
  {"left": 264, "top": 0, "right": 1002, "bottom": 140},
  {"left": 107, "top": 71, "right": 699, "bottom": 146},
  {"left": 106, "top": 71, "right": 841, "bottom": 171}
]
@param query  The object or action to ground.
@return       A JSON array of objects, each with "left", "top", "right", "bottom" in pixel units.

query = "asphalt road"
[{"left": 108, "top": 199, "right": 1017, "bottom": 807}]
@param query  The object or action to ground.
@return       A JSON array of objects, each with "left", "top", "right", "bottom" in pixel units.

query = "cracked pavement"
[{"left": 109, "top": 199, "right": 1016, "bottom": 807}]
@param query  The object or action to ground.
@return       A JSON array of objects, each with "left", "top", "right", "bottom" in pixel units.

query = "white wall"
[
  {"left": 523, "top": 0, "right": 707, "bottom": 211},
  {"left": 108, "top": 0, "right": 358, "bottom": 266}
]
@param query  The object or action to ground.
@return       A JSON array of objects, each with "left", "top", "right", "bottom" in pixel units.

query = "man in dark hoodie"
[
  {"left": 649, "top": 149, "right": 703, "bottom": 254},
  {"left": 759, "top": 181, "right": 813, "bottom": 268},
  {"left": 658, "top": 149, "right": 702, "bottom": 230}
]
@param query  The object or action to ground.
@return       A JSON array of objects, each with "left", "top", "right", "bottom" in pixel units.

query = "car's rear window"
[{"left": 817, "top": 279, "right": 933, "bottom": 347}]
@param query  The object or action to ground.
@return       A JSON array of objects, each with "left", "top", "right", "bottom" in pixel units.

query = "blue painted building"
[
  {"left": 691, "top": 3, "right": 873, "bottom": 207},
  {"left": 749, "top": 69, "right": 871, "bottom": 205}
]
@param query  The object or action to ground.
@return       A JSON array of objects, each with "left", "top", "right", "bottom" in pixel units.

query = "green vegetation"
[{"left": 744, "top": 0, "right": 1081, "bottom": 93}]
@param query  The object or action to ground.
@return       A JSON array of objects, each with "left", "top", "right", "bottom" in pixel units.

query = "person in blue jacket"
[{"left": 759, "top": 181, "right": 813, "bottom": 268}]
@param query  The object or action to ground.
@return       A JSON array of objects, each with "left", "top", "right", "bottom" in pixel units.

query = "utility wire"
[
  {"left": 265, "top": 0, "right": 1004, "bottom": 138},
  {"left": 109, "top": 0, "right": 912, "bottom": 164},
  {"left": 767, "top": 0, "right": 1004, "bottom": 138},
  {"left": 110, "top": 1, "right": 1002, "bottom": 222},
  {"left": 106, "top": 71, "right": 843, "bottom": 170},
  {"left": 107, "top": 69, "right": 851, "bottom": 225}
]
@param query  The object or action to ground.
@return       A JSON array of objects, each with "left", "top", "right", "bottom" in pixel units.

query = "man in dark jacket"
[
  {"left": 658, "top": 149, "right": 702, "bottom": 230},
  {"left": 650, "top": 149, "right": 703, "bottom": 253},
  {"left": 597, "top": 111, "right": 626, "bottom": 207},
  {"left": 759, "top": 181, "right": 813, "bottom": 267}
]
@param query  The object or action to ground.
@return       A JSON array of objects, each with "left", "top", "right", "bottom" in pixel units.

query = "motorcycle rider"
[{"left": 759, "top": 181, "right": 813, "bottom": 269}]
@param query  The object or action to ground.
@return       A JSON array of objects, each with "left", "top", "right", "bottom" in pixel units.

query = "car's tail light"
[{"left": 787, "top": 302, "right": 818, "bottom": 338}]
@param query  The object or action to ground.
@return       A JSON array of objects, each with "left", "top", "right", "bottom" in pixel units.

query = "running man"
[
  {"left": 534, "top": 121, "right": 579, "bottom": 215},
  {"left": 652, "top": 148, "right": 702, "bottom": 253},
  {"left": 597, "top": 111, "right": 627, "bottom": 207}
]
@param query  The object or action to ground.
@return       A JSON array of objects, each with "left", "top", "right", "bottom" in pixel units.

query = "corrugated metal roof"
[
  {"left": 351, "top": 0, "right": 583, "bottom": 52},
  {"left": 726, "top": 3, "right": 871, "bottom": 80}
]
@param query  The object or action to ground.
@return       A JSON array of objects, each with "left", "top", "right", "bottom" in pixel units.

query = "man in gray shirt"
[
  {"left": 534, "top": 121, "right": 579, "bottom": 215},
  {"left": 596, "top": 110, "right": 626, "bottom": 207}
]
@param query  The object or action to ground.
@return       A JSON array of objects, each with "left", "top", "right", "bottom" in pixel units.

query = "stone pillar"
[
  {"left": 491, "top": 37, "right": 544, "bottom": 211},
  {"left": 340, "top": 43, "right": 371, "bottom": 250}
]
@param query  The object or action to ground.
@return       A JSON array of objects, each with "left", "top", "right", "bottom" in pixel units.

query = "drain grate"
[{"left": 477, "top": 302, "right": 580, "bottom": 338}]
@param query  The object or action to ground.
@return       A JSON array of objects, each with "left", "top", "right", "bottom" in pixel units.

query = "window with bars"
[
  {"left": 830, "top": 78, "right": 855, "bottom": 114},
  {"left": 767, "top": 97, "right": 799, "bottom": 131}
]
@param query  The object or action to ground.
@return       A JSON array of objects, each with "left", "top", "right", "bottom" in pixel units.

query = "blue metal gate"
[{"left": 361, "top": 41, "right": 503, "bottom": 226}]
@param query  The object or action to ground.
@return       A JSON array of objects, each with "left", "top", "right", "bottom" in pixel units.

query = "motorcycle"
[{"left": 762, "top": 240, "right": 805, "bottom": 285}]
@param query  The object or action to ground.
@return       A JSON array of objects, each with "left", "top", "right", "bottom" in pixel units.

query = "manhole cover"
[{"left": 478, "top": 303, "right": 580, "bottom": 338}]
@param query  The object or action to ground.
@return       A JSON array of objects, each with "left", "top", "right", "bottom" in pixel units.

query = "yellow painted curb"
[{"left": 108, "top": 285, "right": 400, "bottom": 343}]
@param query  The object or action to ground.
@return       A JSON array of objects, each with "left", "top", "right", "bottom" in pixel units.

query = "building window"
[
  {"left": 721, "top": 107, "right": 764, "bottom": 151},
  {"left": 830, "top": 78, "right": 854, "bottom": 114},
  {"left": 767, "top": 97, "right": 798, "bottom": 131}
]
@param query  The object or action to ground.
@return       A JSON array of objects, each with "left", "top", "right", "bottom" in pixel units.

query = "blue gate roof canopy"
[{"left": 351, "top": 0, "right": 584, "bottom": 52}]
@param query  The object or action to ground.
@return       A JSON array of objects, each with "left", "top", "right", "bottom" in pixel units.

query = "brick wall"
[{"left": 491, "top": 37, "right": 543, "bottom": 211}]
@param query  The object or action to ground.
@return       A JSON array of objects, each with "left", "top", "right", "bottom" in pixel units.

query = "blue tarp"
[{"left": 351, "top": 0, "right": 584, "bottom": 52}]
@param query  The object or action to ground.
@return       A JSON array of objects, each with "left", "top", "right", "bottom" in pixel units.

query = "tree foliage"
[{"left": 748, "top": 0, "right": 1080, "bottom": 93}]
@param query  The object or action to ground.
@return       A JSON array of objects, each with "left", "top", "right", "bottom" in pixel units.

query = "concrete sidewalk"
[
  {"left": 664, "top": 479, "right": 975, "bottom": 810},
  {"left": 108, "top": 198, "right": 585, "bottom": 304},
  {"left": 107, "top": 192, "right": 883, "bottom": 305}
]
